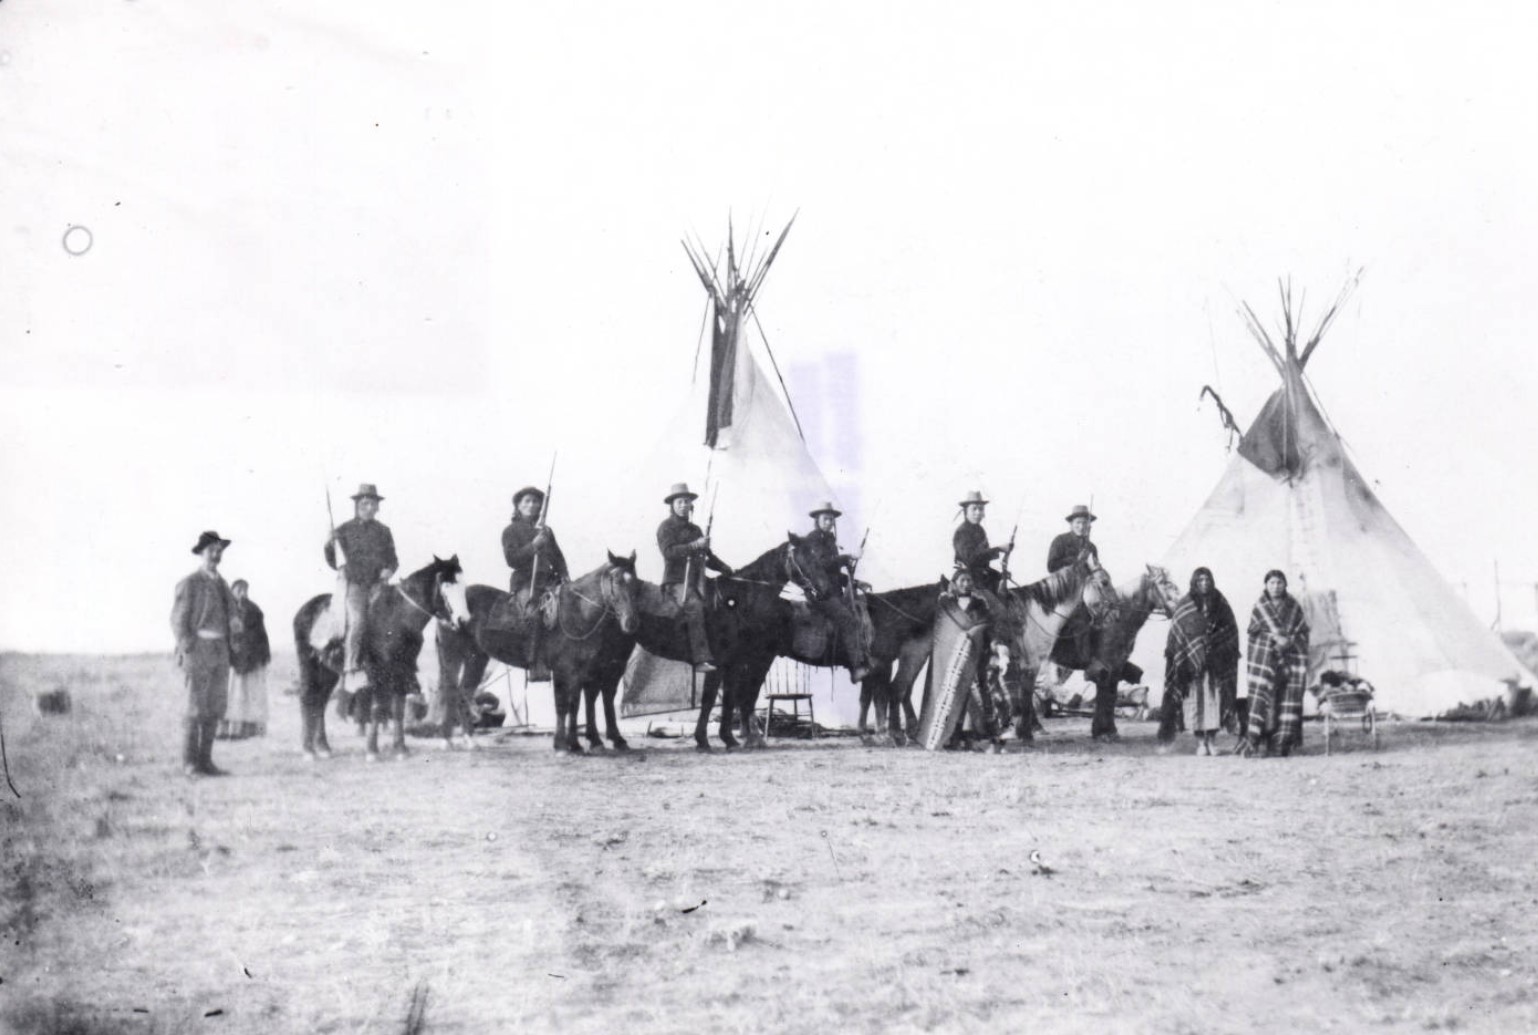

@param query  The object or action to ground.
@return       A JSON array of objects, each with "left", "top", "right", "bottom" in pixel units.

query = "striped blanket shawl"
[
  {"left": 1245, "top": 592, "right": 1310, "bottom": 747},
  {"left": 1163, "top": 590, "right": 1239, "bottom": 720}
]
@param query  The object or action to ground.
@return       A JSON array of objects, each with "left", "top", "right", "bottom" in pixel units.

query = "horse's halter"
[
  {"left": 783, "top": 541, "right": 827, "bottom": 601},
  {"left": 557, "top": 564, "right": 636, "bottom": 640},
  {"left": 401, "top": 570, "right": 454, "bottom": 623}
]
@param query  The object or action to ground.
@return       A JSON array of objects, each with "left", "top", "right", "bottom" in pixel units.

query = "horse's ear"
[
  {"left": 627, "top": 549, "right": 636, "bottom": 566},
  {"left": 449, "top": 554, "right": 460, "bottom": 569},
  {"left": 607, "top": 549, "right": 619, "bottom": 565},
  {"left": 433, "top": 554, "right": 443, "bottom": 564},
  {"left": 786, "top": 530, "right": 798, "bottom": 543}
]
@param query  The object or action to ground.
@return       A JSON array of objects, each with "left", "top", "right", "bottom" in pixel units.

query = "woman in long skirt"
[
  {"left": 221, "top": 579, "right": 272, "bottom": 739},
  {"left": 1161, "top": 567, "right": 1240, "bottom": 755},
  {"left": 1240, "top": 569, "right": 1310, "bottom": 757}
]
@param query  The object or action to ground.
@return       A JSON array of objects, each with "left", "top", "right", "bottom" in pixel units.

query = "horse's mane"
[
  {"left": 733, "top": 540, "right": 788, "bottom": 583},
  {"left": 1012, "top": 563, "right": 1086, "bottom": 614}
]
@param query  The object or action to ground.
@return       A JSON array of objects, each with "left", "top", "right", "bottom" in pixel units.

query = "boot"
[
  {"left": 197, "top": 719, "right": 228, "bottom": 776},
  {"left": 181, "top": 720, "right": 201, "bottom": 777}
]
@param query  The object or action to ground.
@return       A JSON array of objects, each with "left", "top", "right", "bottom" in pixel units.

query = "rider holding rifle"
[
  {"left": 657, "top": 482, "right": 732, "bottom": 673},
  {"left": 502, "top": 479, "right": 567, "bottom": 682},
  {"left": 952, "top": 490, "right": 1011, "bottom": 594},
  {"left": 324, "top": 483, "right": 398, "bottom": 695}
]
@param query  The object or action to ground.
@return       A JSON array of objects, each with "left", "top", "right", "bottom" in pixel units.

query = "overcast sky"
[{"left": 3, "top": 1, "right": 1537, "bottom": 652}]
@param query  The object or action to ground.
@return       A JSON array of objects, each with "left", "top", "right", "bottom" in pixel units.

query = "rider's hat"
[
  {"left": 1064, "top": 504, "right": 1097, "bottom": 523},
  {"left": 663, "top": 482, "right": 699, "bottom": 504},
  {"left": 351, "top": 483, "right": 385, "bottom": 502},
  {"left": 808, "top": 501, "right": 842, "bottom": 519},
  {"left": 191, "top": 530, "right": 231, "bottom": 555},
  {"left": 958, "top": 490, "right": 989, "bottom": 508}
]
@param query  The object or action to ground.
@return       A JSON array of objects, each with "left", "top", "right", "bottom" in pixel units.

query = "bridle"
[
  {"left": 555, "top": 565, "right": 636, "bottom": 641},
  {"left": 782, "top": 541, "right": 829, "bottom": 601},
  {"left": 398, "top": 570, "right": 454, "bottom": 623}
]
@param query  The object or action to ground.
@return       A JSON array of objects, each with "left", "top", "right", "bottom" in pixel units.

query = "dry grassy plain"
[{"left": 2, "top": 652, "right": 1537, "bottom": 1034}]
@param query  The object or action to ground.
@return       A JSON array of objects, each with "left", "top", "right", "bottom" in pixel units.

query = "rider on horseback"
[
  {"left": 324, "top": 483, "right": 398, "bottom": 695},
  {"left": 503, "top": 485, "right": 569, "bottom": 682},
  {"left": 804, "top": 501, "right": 861, "bottom": 594},
  {"left": 657, "top": 482, "right": 733, "bottom": 673},
  {"left": 952, "top": 490, "right": 1011, "bottom": 594},
  {"left": 1046, "top": 504, "right": 1111, "bottom": 692}
]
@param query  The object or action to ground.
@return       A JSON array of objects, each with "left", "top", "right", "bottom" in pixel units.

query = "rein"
[
  {"left": 554, "top": 570, "right": 630, "bottom": 641},
  {"left": 396, "top": 577, "right": 446, "bottom": 622}
]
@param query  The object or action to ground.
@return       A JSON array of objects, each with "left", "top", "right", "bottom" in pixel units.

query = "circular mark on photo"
[
  {"left": 62, "top": 225, "right": 94, "bottom": 256},
  {"left": 0, "top": 52, "right": 12, "bottom": 67}
]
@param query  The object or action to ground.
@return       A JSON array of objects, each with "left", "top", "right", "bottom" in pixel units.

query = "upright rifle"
[
  {"left": 847, "top": 526, "right": 871, "bottom": 603},
  {"left": 527, "top": 453, "right": 558, "bottom": 596},
  {"left": 999, "top": 499, "right": 1024, "bottom": 589},
  {"left": 325, "top": 479, "right": 350, "bottom": 649}
]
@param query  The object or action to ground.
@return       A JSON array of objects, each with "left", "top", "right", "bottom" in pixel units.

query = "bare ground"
[{"left": 2, "top": 653, "right": 1536, "bottom": 1034}]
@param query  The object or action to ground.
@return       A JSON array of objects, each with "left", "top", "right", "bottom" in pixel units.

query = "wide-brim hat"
[
  {"left": 663, "top": 482, "right": 699, "bottom": 504},
  {"left": 351, "top": 483, "right": 385, "bottom": 501},
  {"left": 191, "top": 530, "right": 231, "bottom": 555},
  {"left": 809, "top": 501, "right": 842, "bottom": 519},
  {"left": 1064, "top": 504, "right": 1097, "bottom": 523},
  {"left": 512, "top": 485, "right": 545, "bottom": 506},
  {"left": 958, "top": 490, "right": 989, "bottom": 508}
]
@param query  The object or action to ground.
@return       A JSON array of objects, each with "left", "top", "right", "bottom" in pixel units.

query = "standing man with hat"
[
  {"left": 657, "top": 482, "right": 732, "bottom": 672},
  {"left": 1047, "top": 504, "right": 1100, "bottom": 572},
  {"left": 502, "top": 485, "right": 568, "bottom": 681},
  {"left": 953, "top": 490, "right": 1011, "bottom": 594},
  {"left": 805, "top": 501, "right": 859, "bottom": 591},
  {"left": 324, "top": 483, "right": 398, "bottom": 695},
  {"left": 171, "top": 531, "right": 238, "bottom": 776}
]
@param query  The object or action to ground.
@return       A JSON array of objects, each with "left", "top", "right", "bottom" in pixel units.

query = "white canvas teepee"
[
  {"left": 1139, "top": 277, "right": 1533, "bottom": 718},
  {"left": 620, "top": 219, "right": 875, "bottom": 724}
]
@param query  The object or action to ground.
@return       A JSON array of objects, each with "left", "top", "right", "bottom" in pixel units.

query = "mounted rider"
[
  {"left": 804, "top": 501, "right": 862, "bottom": 595},
  {"left": 502, "top": 485, "right": 568, "bottom": 682},
  {"left": 324, "top": 483, "right": 398, "bottom": 694},
  {"left": 1046, "top": 504, "right": 1101, "bottom": 572},
  {"left": 657, "top": 482, "right": 733, "bottom": 673},
  {"left": 952, "top": 490, "right": 1012, "bottom": 594},
  {"left": 1046, "top": 503, "right": 1110, "bottom": 687}
]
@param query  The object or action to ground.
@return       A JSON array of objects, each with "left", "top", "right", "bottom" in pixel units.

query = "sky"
[{"left": 3, "top": 0, "right": 1538, "bottom": 654}]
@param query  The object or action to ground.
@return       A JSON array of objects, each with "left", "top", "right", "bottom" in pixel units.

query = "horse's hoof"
[
  {"left": 392, "top": 748, "right": 411, "bottom": 761},
  {"left": 612, "top": 739, "right": 631, "bottom": 752},
  {"left": 586, "top": 742, "right": 607, "bottom": 754},
  {"left": 694, "top": 741, "right": 713, "bottom": 753},
  {"left": 437, "top": 739, "right": 454, "bottom": 751},
  {"left": 315, "top": 746, "right": 333, "bottom": 760},
  {"left": 462, "top": 737, "right": 478, "bottom": 751}
]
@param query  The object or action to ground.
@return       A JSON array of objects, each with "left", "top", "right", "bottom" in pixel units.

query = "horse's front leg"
[
  {"left": 582, "top": 683, "right": 605, "bottom": 751},
  {"left": 695, "top": 671, "right": 722, "bottom": 751},
  {"left": 363, "top": 687, "right": 383, "bottom": 760},
  {"left": 738, "top": 659, "right": 774, "bottom": 750},
  {"left": 602, "top": 676, "right": 629, "bottom": 751},
  {"left": 555, "top": 674, "right": 583, "bottom": 754},
  {"left": 1091, "top": 670, "right": 1120, "bottom": 741}
]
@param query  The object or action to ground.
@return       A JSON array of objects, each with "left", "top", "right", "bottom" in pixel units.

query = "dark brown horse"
[
  {"left": 435, "top": 552, "right": 641, "bottom": 752},
  {"left": 1049, "top": 564, "right": 1179, "bottom": 740},
  {"left": 293, "top": 555, "right": 471, "bottom": 760},
  {"left": 582, "top": 534, "right": 874, "bottom": 751}
]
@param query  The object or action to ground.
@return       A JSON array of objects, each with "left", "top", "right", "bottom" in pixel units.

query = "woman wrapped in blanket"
[
  {"left": 1160, "top": 567, "right": 1240, "bottom": 755},
  {"left": 1238, "top": 569, "right": 1310, "bottom": 757}
]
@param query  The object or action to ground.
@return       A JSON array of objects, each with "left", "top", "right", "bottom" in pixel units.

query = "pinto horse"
[
  {"left": 586, "top": 533, "right": 874, "bottom": 751},
  {"left": 292, "top": 555, "right": 471, "bottom": 760},
  {"left": 1049, "top": 564, "right": 1179, "bottom": 740},
  {"left": 435, "top": 552, "right": 641, "bottom": 752}
]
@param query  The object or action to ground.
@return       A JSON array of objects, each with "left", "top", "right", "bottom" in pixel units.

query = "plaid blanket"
[
  {"left": 1163, "top": 589, "right": 1239, "bottom": 724},
  {"left": 1245, "top": 593, "right": 1310, "bottom": 748}
]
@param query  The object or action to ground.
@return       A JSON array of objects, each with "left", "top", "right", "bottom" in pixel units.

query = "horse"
[
  {"left": 1048, "top": 564, "right": 1180, "bottom": 740},
  {"left": 590, "top": 533, "right": 873, "bottom": 751},
  {"left": 434, "top": 552, "right": 641, "bottom": 753},
  {"left": 292, "top": 555, "right": 471, "bottom": 761},
  {"left": 859, "top": 556, "right": 1104, "bottom": 746}
]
